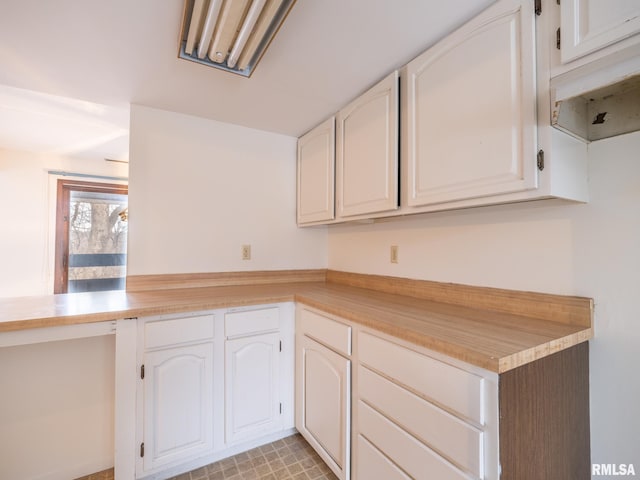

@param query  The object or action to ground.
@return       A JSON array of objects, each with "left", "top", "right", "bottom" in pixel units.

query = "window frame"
[{"left": 54, "top": 179, "right": 129, "bottom": 294}]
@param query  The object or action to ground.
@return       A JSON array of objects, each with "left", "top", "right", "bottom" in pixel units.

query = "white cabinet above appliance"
[
  {"left": 559, "top": 0, "right": 640, "bottom": 65},
  {"left": 545, "top": 0, "right": 640, "bottom": 142}
]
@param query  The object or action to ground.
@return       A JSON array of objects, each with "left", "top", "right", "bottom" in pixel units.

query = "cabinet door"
[
  {"left": 561, "top": 0, "right": 640, "bottom": 63},
  {"left": 143, "top": 343, "right": 214, "bottom": 472},
  {"left": 404, "top": 0, "right": 538, "bottom": 207},
  {"left": 297, "top": 335, "right": 351, "bottom": 480},
  {"left": 336, "top": 71, "right": 399, "bottom": 218},
  {"left": 297, "top": 117, "right": 335, "bottom": 225},
  {"left": 225, "top": 333, "right": 281, "bottom": 444}
]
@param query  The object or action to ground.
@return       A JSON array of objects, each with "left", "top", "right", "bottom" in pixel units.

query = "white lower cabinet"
[
  {"left": 295, "top": 307, "right": 499, "bottom": 480},
  {"left": 225, "top": 310, "right": 282, "bottom": 444},
  {"left": 140, "top": 313, "right": 216, "bottom": 474},
  {"left": 354, "top": 331, "right": 498, "bottom": 480},
  {"left": 296, "top": 307, "right": 351, "bottom": 480},
  {"left": 136, "top": 304, "right": 295, "bottom": 479},
  {"left": 143, "top": 342, "right": 214, "bottom": 472}
]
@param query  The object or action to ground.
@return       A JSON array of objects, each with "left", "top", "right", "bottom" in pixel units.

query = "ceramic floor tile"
[{"left": 77, "top": 433, "right": 337, "bottom": 480}]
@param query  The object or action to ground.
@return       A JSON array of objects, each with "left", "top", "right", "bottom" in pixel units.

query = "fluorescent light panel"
[{"left": 179, "top": 0, "right": 296, "bottom": 77}]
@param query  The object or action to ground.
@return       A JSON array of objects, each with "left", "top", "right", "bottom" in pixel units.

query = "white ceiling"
[{"left": 0, "top": 0, "right": 494, "bottom": 159}]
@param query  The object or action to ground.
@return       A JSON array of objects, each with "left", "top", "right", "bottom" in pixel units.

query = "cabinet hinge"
[
  {"left": 537, "top": 150, "right": 545, "bottom": 171},
  {"left": 556, "top": 28, "right": 561, "bottom": 49},
  {"left": 140, "top": 364, "right": 145, "bottom": 380},
  {"left": 140, "top": 442, "right": 145, "bottom": 458},
  {"left": 534, "top": 0, "right": 541, "bottom": 15}
]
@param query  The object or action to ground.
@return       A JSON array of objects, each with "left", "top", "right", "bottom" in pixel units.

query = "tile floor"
[{"left": 75, "top": 433, "right": 337, "bottom": 480}]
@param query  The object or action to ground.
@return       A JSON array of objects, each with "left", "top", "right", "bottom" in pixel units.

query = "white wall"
[
  {"left": 0, "top": 148, "right": 125, "bottom": 479},
  {"left": 127, "top": 105, "right": 327, "bottom": 276},
  {"left": 0, "top": 147, "right": 128, "bottom": 298},
  {"left": 328, "top": 131, "right": 640, "bottom": 468},
  {"left": 0, "top": 335, "right": 116, "bottom": 480}
]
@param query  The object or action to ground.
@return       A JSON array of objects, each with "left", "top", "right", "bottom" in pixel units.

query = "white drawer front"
[
  {"left": 359, "top": 366, "right": 483, "bottom": 477},
  {"left": 357, "top": 434, "right": 411, "bottom": 480},
  {"left": 225, "top": 307, "right": 279, "bottom": 338},
  {"left": 299, "top": 308, "right": 351, "bottom": 356},
  {"left": 358, "top": 401, "right": 472, "bottom": 480},
  {"left": 359, "top": 332, "right": 484, "bottom": 424},
  {"left": 145, "top": 314, "right": 214, "bottom": 349}
]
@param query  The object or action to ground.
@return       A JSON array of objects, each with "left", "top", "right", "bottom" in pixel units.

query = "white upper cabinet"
[
  {"left": 560, "top": 0, "right": 640, "bottom": 64},
  {"left": 297, "top": 117, "right": 335, "bottom": 225},
  {"left": 404, "top": 0, "right": 538, "bottom": 207},
  {"left": 546, "top": 0, "right": 640, "bottom": 143},
  {"left": 336, "top": 71, "right": 399, "bottom": 218}
]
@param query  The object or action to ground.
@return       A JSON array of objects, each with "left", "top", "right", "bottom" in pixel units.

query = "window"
[{"left": 54, "top": 179, "right": 128, "bottom": 294}]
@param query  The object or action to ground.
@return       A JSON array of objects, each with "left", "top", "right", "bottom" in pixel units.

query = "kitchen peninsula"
[{"left": 0, "top": 269, "right": 593, "bottom": 480}]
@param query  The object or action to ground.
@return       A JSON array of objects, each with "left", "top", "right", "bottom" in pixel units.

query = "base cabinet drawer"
[
  {"left": 299, "top": 307, "right": 352, "bottom": 356},
  {"left": 356, "top": 434, "right": 411, "bottom": 480},
  {"left": 145, "top": 314, "right": 214, "bottom": 350},
  {"left": 225, "top": 307, "right": 279, "bottom": 338},
  {"left": 359, "top": 331, "right": 484, "bottom": 424},
  {"left": 358, "top": 401, "right": 472, "bottom": 480},
  {"left": 359, "top": 366, "right": 483, "bottom": 477}
]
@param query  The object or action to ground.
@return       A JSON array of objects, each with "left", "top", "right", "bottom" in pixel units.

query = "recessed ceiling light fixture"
[{"left": 179, "top": 0, "right": 296, "bottom": 77}]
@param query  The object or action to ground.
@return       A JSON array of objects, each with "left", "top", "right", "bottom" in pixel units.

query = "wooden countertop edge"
[
  {"left": 0, "top": 292, "right": 298, "bottom": 333},
  {"left": 294, "top": 293, "right": 594, "bottom": 373},
  {"left": 497, "top": 327, "right": 594, "bottom": 373},
  {"left": 0, "top": 270, "right": 595, "bottom": 373}
]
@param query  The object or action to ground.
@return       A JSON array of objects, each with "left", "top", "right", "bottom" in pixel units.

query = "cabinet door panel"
[
  {"left": 298, "top": 335, "right": 350, "bottom": 480},
  {"left": 226, "top": 333, "right": 281, "bottom": 444},
  {"left": 337, "top": 71, "right": 399, "bottom": 217},
  {"left": 561, "top": 0, "right": 640, "bottom": 63},
  {"left": 405, "top": 0, "right": 537, "bottom": 206},
  {"left": 297, "top": 117, "right": 335, "bottom": 224},
  {"left": 143, "top": 343, "right": 214, "bottom": 471}
]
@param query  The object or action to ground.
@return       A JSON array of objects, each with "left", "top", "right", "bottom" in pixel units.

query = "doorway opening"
[{"left": 54, "top": 179, "right": 128, "bottom": 294}]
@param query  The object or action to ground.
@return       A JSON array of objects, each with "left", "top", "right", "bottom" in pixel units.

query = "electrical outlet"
[
  {"left": 241, "top": 244, "right": 251, "bottom": 260},
  {"left": 390, "top": 245, "right": 399, "bottom": 264}
]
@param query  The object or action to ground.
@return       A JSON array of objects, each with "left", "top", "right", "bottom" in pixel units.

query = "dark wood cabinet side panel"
[{"left": 499, "top": 341, "right": 590, "bottom": 480}]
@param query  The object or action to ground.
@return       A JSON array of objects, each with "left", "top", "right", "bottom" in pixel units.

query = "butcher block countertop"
[{"left": 0, "top": 270, "right": 593, "bottom": 373}]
